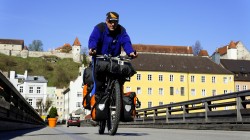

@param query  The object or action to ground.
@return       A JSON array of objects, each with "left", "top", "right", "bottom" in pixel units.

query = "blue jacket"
[{"left": 88, "top": 22, "right": 134, "bottom": 56}]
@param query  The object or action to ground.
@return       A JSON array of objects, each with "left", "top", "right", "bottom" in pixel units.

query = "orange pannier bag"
[{"left": 82, "top": 84, "right": 95, "bottom": 110}]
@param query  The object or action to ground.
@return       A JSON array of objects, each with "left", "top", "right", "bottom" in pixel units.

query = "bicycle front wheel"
[{"left": 107, "top": 80, "right": 122, "bottom": 135}]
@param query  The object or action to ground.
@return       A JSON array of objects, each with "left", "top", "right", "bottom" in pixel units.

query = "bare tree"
[
  {"left": 44, "top": 98, "right": 53, "bottom": 113},
  {"left": 28, "top": 40, "right": 44, "bottom": 51},
  {"left": 192, "top": 41, "right": 203, "bottom": 56}
]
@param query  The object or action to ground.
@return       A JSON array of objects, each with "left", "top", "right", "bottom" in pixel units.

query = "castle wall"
[
  {"left": 0, "top": 44, "right": 22, "bottom": 51},
  {"left": 0, "top": 50, "right": 11, "bottom": 56},
  {"left": 28, "top": 51, "right": 73, "bottom": 59}
]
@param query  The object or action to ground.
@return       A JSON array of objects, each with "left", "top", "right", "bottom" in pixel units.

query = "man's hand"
[
  {"left": 129, "top": 51, "right": 138, "bottom": 58},
  {"left": 89, "top": 49, "right": 96, "bottom": 56}
]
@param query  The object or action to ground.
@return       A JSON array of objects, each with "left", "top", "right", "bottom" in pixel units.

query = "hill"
[{"left": 0, "top": 53, "right": 82, "bottom": 88}]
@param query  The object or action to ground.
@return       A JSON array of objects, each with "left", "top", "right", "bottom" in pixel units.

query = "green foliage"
[
  {"left": 0, "top": 53, "right": 80, "bottom": 88},
  {"left": 48, "top": 106, "right": 58, "bottom": 118}
]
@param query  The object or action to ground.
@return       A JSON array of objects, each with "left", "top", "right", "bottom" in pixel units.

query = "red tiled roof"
[
  {"left": 198, "top": 50, "right": 209, "bottom": 56},
  {"left": 0, "top": 39, "right": 24, "bottom": 45},
  {"left": 55, "top": 43, "right": 72, "bottom": 50},
  {"left": 132, "top": 44, "right": 193, "bottom": 54},
  {"left": 216, "top": 41, "right": 239, "bottom": 55},
  {"left": 73, "top": 37, "right": 81, "bottom": 46}
]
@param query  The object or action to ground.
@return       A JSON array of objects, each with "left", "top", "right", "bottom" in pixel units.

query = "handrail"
[
  {"left": 0, "top": 71, "right": 45, "bottom": 131},
  {"left": 130, "top": 90, "right": 250, "bottom": 124}
]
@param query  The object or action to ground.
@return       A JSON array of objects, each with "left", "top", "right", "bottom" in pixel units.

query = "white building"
[
  {"left": 63, "top": 65, "right": 86, "bottom": 120},
  {"left": 214, "top": 41, "right": 250, "bottom": 60},
  {"left": 9, "top": 70, "right": 48, "bottom": 110}
]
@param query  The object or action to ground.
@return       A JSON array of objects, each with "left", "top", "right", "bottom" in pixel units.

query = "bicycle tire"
[
  {"left": 98, "top": 120, "right": 106, "bottom": 134},
  {"left": 107, "top": 80, "right": 121, "bottom": 135}
]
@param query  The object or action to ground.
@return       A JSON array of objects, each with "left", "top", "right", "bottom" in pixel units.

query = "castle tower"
[{"left": 72, "top": 37, "right": 81, "bottom": 63}]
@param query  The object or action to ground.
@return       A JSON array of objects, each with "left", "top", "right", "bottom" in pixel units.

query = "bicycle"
[{"left": 92, "top": 54, "right": 136, "bottom": 135}]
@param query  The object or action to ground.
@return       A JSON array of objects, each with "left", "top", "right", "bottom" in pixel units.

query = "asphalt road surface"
[{"left": 1, "top": 125, "right": 250, "bottom": 140}]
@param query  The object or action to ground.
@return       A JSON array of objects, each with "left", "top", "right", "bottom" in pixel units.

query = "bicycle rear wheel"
[{"left": 107, "top": 80, "right": 122, "bottom": 135}]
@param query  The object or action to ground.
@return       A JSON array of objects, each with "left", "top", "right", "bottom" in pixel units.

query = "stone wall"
[{"left": 0, "top": 49, "right": 81, "bottom": 62}]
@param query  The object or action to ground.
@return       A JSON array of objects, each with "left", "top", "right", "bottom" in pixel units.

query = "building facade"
[
  {"left": 63, "top": 65, "right": 85, "bottom": 120},
  {"left": 9, "top": 70, "right": 48, "bottom": 111},
  {"left": 124, "top": 53, "right": 235, "bottom": 109}
]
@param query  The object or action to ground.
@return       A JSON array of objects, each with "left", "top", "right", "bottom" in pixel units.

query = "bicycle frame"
[{"left": 95, "top": 55, "right": 135, "bottom": 135}]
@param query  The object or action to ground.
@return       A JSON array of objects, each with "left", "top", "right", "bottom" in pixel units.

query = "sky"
[{"left": 0, "top": 0, "right": 250, "bottom": 55}]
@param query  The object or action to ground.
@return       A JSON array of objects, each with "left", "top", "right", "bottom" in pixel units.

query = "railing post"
[
  {"left": 236, "top": 97, "right": 244, "bottom": 122},
  {"left": 166, "top": 107, "right": 169, "bottom": 123},
  {"left": 143, "top": 110, "right": 147, "bottom": 123},
  {"left": 205, "top": 101, "right": 211, "bottom": 122},
  {"left": 182, "top": 105, "right": 188, "bottom": 122},
  {"left": 153, "top": 109, "right": 157, "bottom": 123}
]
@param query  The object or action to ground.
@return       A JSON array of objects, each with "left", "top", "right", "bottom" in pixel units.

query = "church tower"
[{"left": 72, "top": 37, "right": 81, "bottom": 63}]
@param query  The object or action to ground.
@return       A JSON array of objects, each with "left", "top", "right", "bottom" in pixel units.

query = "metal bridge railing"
[{"left": 0, "top": 71, "right": 45, "bottom": 131}]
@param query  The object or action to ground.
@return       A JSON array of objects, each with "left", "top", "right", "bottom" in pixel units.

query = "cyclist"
[{"left": 88, "top": 11, "right": 137, "bottom": 98}]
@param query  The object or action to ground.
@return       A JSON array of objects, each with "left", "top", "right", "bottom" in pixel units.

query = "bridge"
[{"left": 1, "top": 71, "right": 250, "bottom": 139}]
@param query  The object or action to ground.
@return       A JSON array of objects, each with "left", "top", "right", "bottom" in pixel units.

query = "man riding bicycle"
[{"left": 88, "top": 11, "right": 138, "bottom": 103}]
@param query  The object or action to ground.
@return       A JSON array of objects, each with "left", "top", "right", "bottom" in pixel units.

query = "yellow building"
[{"left": 124, "top": 54, "right": 235, "bottom": 109}]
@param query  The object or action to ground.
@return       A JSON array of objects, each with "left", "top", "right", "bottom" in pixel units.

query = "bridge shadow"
[
  {"left": 116, "top": 132, "right": 149, "bottom": 136},
  {"left": 0, "top": 126, "right": 88, "bottom": 140},
  {"left": 97, "top": 132, "right": 149, "bottom": 136},
  {"left": 0, "top": 126, "right": 46, "bottom": 140}
]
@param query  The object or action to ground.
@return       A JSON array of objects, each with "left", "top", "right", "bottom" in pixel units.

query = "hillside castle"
[{"left": 0, "top": 37, "right": 82, "bottom": 63}]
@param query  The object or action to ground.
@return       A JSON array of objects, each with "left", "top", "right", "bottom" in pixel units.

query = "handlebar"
[{"left": 95, "top": 54, "right": 133, "bottom": 62}]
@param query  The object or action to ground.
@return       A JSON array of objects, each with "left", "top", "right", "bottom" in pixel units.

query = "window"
[
  {"left": 28, "top": 99, "right": 32, "bottom": 105},
  {"left": 126, "top": 87, "right": 131, "bottom": 92},
  {"left": 29, "top": 87, "right": 33, "bottom": 93},
  {"left": 236, "top": 85, "right": 240, "bottom": 92},
  {"left": 159, "top": 75, "right": 163, "bottom": 81},
  {"left": 180, "top": 75, "right": 184, "bottom": 82},
  {"left": 136, "top": 87, "right": 141, "bottom": 94},
  {"left": 224, "top": 90, "right": 228, "bottom": 94},
  {"left": 191, "top": 89, "right": 196, "bottom": 96},
  {"left": 77, "top": 92, "right": 82, "bottom": 97},
  {"left": 181, "top": 87, "right": 184, "bottom": 96},
  {"left": 148, "top": 74, "right": 152, "bottom": 81},
  {"left": 170, "top": 75, "right": 174, "bottom": 82},
  {"left": 191, "top": 75, "right": 195, "bottom": 82},
  {"left": 170, "top": 87, "right": 174, "bottom": 95},
  {"left": 201, "top": 76, "right": 205, "bottom": 83},
  {"left": 148, "top": 88, "right": 152, "bottom": 95},
  {"left": 148, "top": 101, "right": 152, "bottom": 108},
  {"left": 76, "top": 102, "right": 81, "bottom": 107},
  {"left": 159, "top": 102, "right": 163, "bottom": 106},
  {"left": 37, "top": 87, "right": 41, "bottom": 93},
  {"left": 159, "top": 88, "right": 163, "bottom": 95},
  {"left": 243, "top": 85, "right": 247, "bottom": 90},
  {"left": 19, "top": 86, "right": 23, "bottom": 93},
  {"left": 212, "top": 76, "right": 216, "bottom": 83},
  {"left": 212, "top": 90, "right": 216, "bottom": 96},
  {"left": 223, "top": 77, "right": 228, "bottom": 84},
  {"left": 202, "top": 89, "right": 206, "bottom": 97},
  {"left": 137, "top": 74, "right": 141, "bottom": 80}
]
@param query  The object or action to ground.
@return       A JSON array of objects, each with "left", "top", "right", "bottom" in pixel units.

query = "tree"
[
  {"left": 28, "top": 40, "right": 43, "bottom": 51},
  {"left": 192, "top": 41, "right": 203, "bottom": 56},
  {"left": 81, "top": 47, "right": 89, "bottom": 66},
  {"left": 44, "top": 98, "right": 53, "bottom": 113},
  {"left": 48, "top": 106, "right": 58, "bottom": 118}
]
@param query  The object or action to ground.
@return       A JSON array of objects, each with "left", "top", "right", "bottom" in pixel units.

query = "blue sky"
[{"left": 1, "top": 0, "right": 249, "bottom": 55}]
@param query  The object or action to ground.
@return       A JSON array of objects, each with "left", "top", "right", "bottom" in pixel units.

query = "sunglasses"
[{"left": 108, "top": 20, "right": 118, "bottom": 24}]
